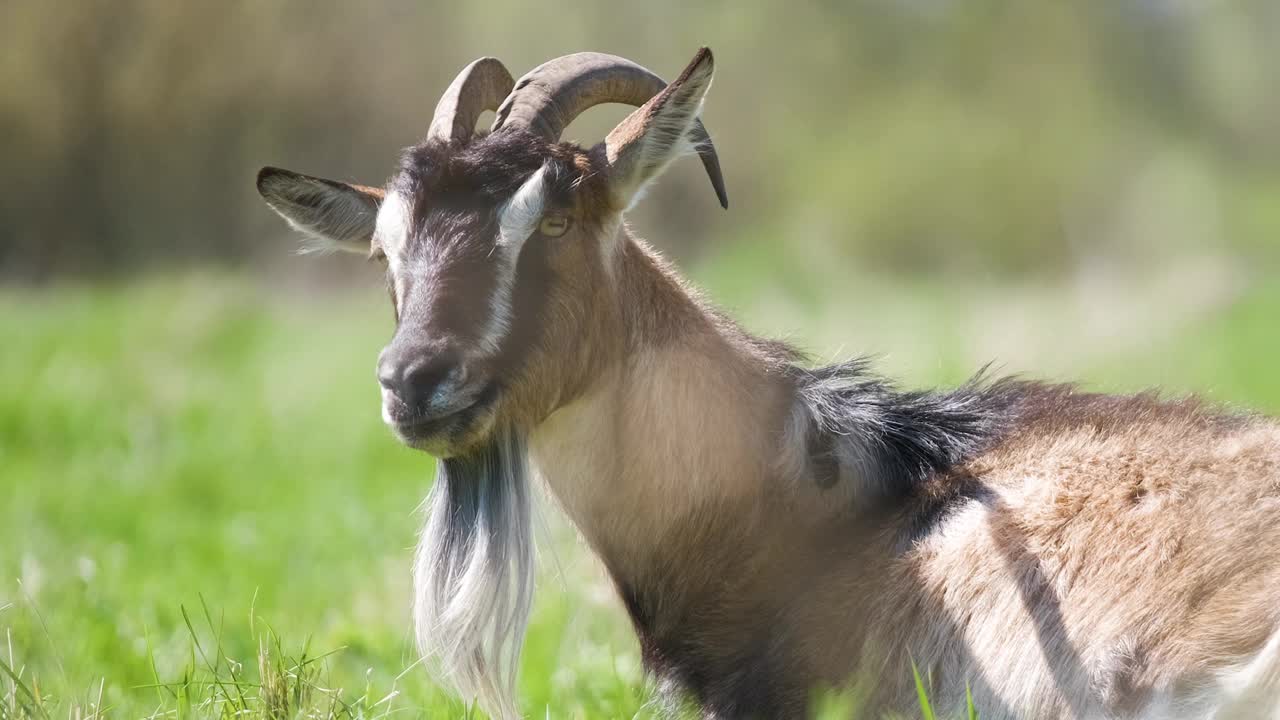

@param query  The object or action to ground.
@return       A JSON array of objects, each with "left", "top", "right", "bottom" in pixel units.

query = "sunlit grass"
[{"left": 2, "top": 270, "right": 1277, "bottom": 718}]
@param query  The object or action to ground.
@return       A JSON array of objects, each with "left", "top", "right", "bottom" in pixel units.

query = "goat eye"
[{"left": 538, "top": 215, "right": 571, "bottom": 238}]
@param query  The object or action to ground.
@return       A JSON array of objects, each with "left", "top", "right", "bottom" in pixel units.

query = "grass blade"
[
  {"left": 910, "top": 659, "right": 935, "bottom": 720},
  {"left": 0, "top": 656, "right": 50, "bottom": 720}
]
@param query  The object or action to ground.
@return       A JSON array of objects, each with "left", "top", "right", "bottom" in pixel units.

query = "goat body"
[
  {"left": 531, "top": 234, "right": 1280, "bottom": 719},
  {"left": 256, "top": 48, "right": 1280, "bottom": 719}
]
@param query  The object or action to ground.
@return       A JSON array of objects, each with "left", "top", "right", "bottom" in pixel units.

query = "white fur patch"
[
  {"left": 478, "top": 166, "right": 548, "bottom": 355},
  {"left": 1136, "top": 626, "right": 1280, "bottom": 719},
  {"left": 1210, "top": 628, "right": 1280, "bottom": 718},
  {"left": 497, "top": 165, "right": 548, "bottom": 249},
  {"left": 374, "top": 191, "right": 412, "bottom": 267}
]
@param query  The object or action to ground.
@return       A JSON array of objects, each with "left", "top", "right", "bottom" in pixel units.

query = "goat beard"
[{"left": 412, "top": 427, "right": 533, "bottom": 720}]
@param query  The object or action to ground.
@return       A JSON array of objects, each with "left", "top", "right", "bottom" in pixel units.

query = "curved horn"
[
  {"left": 492, "top": 51, "right": 728, "bottom": 208},
  {"left": 426, "top": 57, "right": 515, "bottom": 144}
]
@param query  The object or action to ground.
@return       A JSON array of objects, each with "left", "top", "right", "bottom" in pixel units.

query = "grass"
[
  {"left": 0, "top": 276, "right": 648, "bottom": 719},
  {"left": 2, "top": 268, "right": 1277, "bottom": 718}
]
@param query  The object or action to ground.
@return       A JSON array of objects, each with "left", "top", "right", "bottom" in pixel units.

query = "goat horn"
[
  {"left": 492, "top": 51, "right": 728, "bottom": 209},
  {"left": 427, "top": 57, "right": 515, "bottom": 143}
]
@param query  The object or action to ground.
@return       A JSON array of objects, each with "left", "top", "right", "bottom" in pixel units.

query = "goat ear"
[
  {"left": 256, "top": 167, "right": 384, "bottom": 255},
  {"left": 598, "top": 48, "right": 717, "bottom": 211}
]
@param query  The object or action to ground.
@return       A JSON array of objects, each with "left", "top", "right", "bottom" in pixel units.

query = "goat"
[{"left": 256, "top": 48, "right": 1280, "bottom": 719}]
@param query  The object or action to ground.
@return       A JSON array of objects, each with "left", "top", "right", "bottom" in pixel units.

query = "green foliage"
[
  {"left": 0, "top": 276, "right": 651, "bottom": 719},
  {"left": 2, "top": 274, "right": 1277, "bottom": 718},
  {"left": 911, "top": 660, "right": 935, "bottom": 720}
]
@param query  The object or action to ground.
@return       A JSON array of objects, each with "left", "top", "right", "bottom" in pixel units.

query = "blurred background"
[{"left": 2, "top": 1, "right": 1278, "bottom": 717}]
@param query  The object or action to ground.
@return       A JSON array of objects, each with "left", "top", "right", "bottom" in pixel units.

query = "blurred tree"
[{"left": 0, "top": 0, "right": 1275, "bottom": 280}]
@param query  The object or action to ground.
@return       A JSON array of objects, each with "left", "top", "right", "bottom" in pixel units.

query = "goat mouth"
[{"left": 386, "top": 383, "right": 500, "bottom": 450}]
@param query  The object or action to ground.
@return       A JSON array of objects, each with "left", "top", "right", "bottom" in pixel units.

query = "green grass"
[
  {"left": 0, "top": 276, "right": 650, "bottom": 719},
  {"left": 2, "top": 270, "right": 1277, "bottom": 718}
]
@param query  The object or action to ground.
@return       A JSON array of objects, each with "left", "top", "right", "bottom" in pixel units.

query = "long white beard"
[{"left": 413, "top": 428, "right": 534, "bottom": 720}]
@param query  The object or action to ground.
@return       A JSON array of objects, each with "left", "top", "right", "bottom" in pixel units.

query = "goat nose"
[{"left": 377, "top": 347, "right": 463, "bottom": 406}]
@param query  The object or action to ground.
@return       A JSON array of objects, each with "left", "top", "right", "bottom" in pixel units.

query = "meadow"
[
  {"left": 2, "top": 263, "right": 1277, "bottom": 719},
  {"left": 2, "top": 1, "right": 1277, "bottom": 716}
]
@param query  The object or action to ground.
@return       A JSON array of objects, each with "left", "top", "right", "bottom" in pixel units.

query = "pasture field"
[{"left": 2, "top": 269, "right": 1278, "bottom": 719}]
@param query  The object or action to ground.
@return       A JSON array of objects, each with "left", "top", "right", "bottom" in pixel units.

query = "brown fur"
[
  {"left": 530, "top": 227, "right": 1280, "bottom": 718},
  {"left": 257, "top": 49, "right": 1280, "bottom": 719}
]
